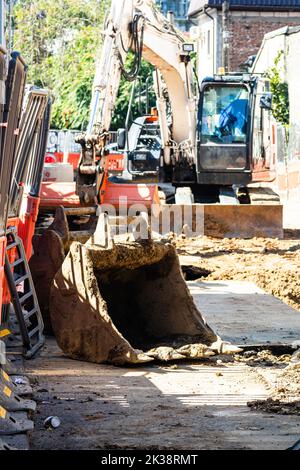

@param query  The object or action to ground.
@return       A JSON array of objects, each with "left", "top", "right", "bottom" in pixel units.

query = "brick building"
[{"left": 188, "top": 1, "right": 300, "bottom": 80}]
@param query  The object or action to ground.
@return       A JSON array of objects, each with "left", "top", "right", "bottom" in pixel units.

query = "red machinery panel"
[
  {"left": 18, "top": 194, "right": 41, "bottom": 260},
  {"left": 2, "top": 218, "right": 19, "bottom": 307},
  {"left": 0, "top": 236, "right": 6, "bottom": 324}
]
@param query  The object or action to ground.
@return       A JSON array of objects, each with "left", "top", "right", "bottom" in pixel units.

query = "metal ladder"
[{"left": 4, "top": 228, "right": 45, "bottom": 358}]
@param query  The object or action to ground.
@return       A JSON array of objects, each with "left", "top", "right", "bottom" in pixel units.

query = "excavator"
[
  {"left": 30, "top": 0, "right": 284, "bottom": 366},
  {"left": 39, "top": 0, "right": 282, "bottom": 237}
]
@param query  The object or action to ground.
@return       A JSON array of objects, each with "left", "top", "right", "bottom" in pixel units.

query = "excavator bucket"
[
  {"left": 30, "top": 206, "right": 98, "bottom": 333},
  {"left": 49, "top": 214, "right": 240, "bottom": 366}
]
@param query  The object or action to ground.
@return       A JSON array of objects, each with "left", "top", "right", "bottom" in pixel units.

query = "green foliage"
[
  {"left": 111, "top": 54, "right": 156, "bottom": 131},
  {"left": 13, "top": 0, "right": 156, "bottom": 131},
  {"left": 265, "top": 50, "right": 290, "bottom": 127},
  {"left": 13, "top": 0, "right": 110, "bottom": 129}
]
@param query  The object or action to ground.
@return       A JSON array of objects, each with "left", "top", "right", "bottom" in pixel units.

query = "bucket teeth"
[
  {"left": 146, "top": 347, "right": 186, "bottom": 362},
  {"left": 211, "top": 339, "right": 243, "bottom": 355},
  {"left": 135, "top": 353, "right": 155, "bottom": 364},
  {"left": 220, "top": 344, "right": 243, "bottom": 354},
  {"left": 112, "top": 349, "right": 154, "bottom": 364},
  {"left": 130, "top": 212, "right": 152, "bottom": 242},
  {"left": 176, "top": 344, "right": 216, "bottom": 359},
  {"left": 0, "top": 370, "right": 32, "bottom": 397}
]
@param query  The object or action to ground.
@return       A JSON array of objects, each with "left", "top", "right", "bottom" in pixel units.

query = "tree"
[
  {"left": 265, "top": 50, "right": 290, "bottom": 128},
  {"left": 13, "top": 0, "right": 110, "bottom": 129},
  {"left": 111, "top": 55, "right": 156, "bottom": 131},
  {"left": 13, "top": 0, "right": 157, "bottom": 131}
]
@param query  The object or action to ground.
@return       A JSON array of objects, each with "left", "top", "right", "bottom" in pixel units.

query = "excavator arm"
[{"left": 76, "top": 0, "right": 197, "bottom": 205}]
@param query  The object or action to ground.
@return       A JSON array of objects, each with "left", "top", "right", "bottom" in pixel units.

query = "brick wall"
[{"left": 228, "top": 16, "right": 300, "bottom": 71}]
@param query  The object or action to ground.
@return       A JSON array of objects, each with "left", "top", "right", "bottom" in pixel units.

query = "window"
[
  {"left": 200, "top": 85, "right": 249, "bottom": 145},
  {"left": 156, "top": 1, "right": 189, "bottom": 30}
]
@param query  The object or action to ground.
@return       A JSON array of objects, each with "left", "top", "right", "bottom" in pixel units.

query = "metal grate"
[{"left": 0, "top": 52, "right": 27, "bottom": 235}]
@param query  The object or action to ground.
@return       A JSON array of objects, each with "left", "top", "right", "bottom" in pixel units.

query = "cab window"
[{"left": 200, "top": 85, "right": 249, "bottom": 145}]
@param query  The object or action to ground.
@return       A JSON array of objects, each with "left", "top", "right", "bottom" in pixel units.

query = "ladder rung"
[
  {"left": 11, "top": 258, "right": 24, "bottom": 268},
  {"left": 24, "top": 308, "right": 37, "bottom": 320},
  {"left": 4, "top": 231, "right": 45, "bottom": 357},
  {"left": 15, "top": 274, "right": 29, "bottom": 286},
  {"left": 19, "top": 291, "right": 33, "bottom": 304},
  {"left": 28, "top": 326, "right": 40, "bottom": 339},
  {"left": 6, "top": 242, "right": 18, "bottom": 250}
]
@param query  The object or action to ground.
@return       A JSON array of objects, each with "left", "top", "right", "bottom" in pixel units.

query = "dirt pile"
[
  {"left": 248, "top": 398, "right": 300, "bottom": 415},
  {"left": 247, "top": 350, "right": 300, "bottom": 415},
  {"left": 176, "top": 235, "right": 300, "bottom": 311},
  {"left": 274, "top": 362, "right": 300, "bottom": 402},
  {"left": 176, "top": 233, "right": 300, "bottom": 416},
  {"left": 235, "top": 349, "right": 292, "bottom": 367}
]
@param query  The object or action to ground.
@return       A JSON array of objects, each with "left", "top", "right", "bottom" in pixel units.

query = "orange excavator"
[{"left": 0, "top": 51, "right": 50, "bottom": 359}]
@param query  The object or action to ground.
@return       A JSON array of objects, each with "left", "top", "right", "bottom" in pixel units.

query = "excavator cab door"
[
  {"left": 197, "top": 81, "right": 251, "bottom": 186},
  {"left": 252, "top": 79, "right": 276, "bottom": 179}
]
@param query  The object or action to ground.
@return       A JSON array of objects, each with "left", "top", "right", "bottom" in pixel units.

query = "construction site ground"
[
  {"left": 177, "top": 229, "right": 300, "bottom": 313},
  {"left": 24, "top": 231, "right": 300, "bottom": 451}
]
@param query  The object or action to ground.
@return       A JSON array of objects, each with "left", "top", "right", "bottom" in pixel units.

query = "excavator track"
[{"left": 247, "top": 187, "right": 281, "bottom": 204}]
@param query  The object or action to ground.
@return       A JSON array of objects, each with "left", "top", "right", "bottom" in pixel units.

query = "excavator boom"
[{"left": 76, "top": 0, "right": 197, "bottom": 205}]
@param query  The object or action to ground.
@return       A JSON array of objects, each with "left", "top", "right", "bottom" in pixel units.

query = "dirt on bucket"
[{"left": 49, "top": 231, "right": 242, "bottom": 366}]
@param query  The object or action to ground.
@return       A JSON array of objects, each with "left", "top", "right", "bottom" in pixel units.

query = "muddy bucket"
[
  {"left": 50, "top": 215, "right": 239, "bottom": 365},
  {"left": 30, "top": 206, "right": 99, "bottom": 334}
]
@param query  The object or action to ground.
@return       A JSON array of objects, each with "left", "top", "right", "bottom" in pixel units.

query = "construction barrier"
[
  {"left": 0, "top": 370, "right": 36, "bottom": 412},
  {"left": 0, "top": 404, "right": 34, "bottom": 435},
  {"left": 0, "top": 438, "right": 15, "bottom": 450}
]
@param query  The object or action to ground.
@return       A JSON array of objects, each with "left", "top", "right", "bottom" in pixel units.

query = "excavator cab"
[{"left": 197, "top": 75, "right": 274, "bottom": 187}]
